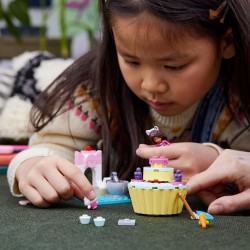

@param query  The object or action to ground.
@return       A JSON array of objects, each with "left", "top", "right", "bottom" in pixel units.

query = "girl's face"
[
  {"left": 152, "top": 136, "right": 162, "bottom": 144},
  {"left": 112, "top": 14, "right": 234, "bottom": 116}
]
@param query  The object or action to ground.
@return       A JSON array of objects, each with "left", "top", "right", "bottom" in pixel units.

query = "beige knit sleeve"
[
  {"left": 7, "top": 100, "right": 102, "bottom": 196},
  {"left": 202, "top": 142, "right": 224, "bottom": 155}
]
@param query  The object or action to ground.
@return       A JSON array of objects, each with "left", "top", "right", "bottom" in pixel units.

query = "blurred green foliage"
[
  {"left": 0, "top": 0, "right": 100, "bottom": 57},
  {"left": 0, "top": 0, "right": 30, "bottom": 40},
  {"left": 55, "top": 0, "right": 99, "bottom": 57}
]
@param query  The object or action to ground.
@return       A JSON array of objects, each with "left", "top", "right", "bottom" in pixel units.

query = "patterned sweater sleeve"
[{"left": 7, "top": 96, "right": 102, "bottom": 196}]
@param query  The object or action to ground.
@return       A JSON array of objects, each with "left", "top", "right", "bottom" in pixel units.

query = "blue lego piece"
[
  {"left": 96, "top": 195, "right": 131, "bottom": 205},
  {"left": 196, "top": 210, "right": 214, "bottom": 220},
  {"left": 73, "top": 194, "right": 131, "bottom": 205}
]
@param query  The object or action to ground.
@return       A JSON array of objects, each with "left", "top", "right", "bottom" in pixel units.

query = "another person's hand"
[
  {"left": 16, "top": 155, "right": 96, "bottom": 208},
  {"left": 136, "top": 142, "right": 219, "bottom": 179},
  {"left": 188, "top": 149, "right": 250, "bottom": 214}
]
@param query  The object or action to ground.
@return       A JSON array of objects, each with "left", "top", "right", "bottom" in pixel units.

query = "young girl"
[{"left": 8, "top": 0, "right": 250, "bottom": 213}]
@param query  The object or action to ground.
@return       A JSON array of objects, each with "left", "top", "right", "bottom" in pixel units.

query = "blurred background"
[
  {"left": 0, "top": 0, "right": 100, "bottom": 59},
  {"left": 0, "top": 0, "right": 100, "bottom": 148}
]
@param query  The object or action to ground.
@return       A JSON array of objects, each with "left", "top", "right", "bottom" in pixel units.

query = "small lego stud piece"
[
  {"left": 84, "top": 145, "right": 93, "bottom": 151},
  {"left": 93, "top": 216, "right": 106, "bottom": 227},
  {"left": 19, "top": 200, "right": 31, "bottom": 206},
  {"left": 79, "top": 214, "right": 91, "bottom": 224},
  {"left": 118, "top": 218, "right": 136, "bottom": 226},
  {"left": 84, "top": 197, "right": 98, "bottom": 210},
  {"left": 174, "top": 169, "right": 182, "bottom": 182},
  {"left": 134, "top": 167, "right": 142, "bottom": 180}
]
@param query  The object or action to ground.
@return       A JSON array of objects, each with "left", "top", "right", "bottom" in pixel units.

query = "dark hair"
[
  {"left": 149, "top": 130, "right": 168, "bottom": 144},
  {"left": 31, "top": 0, "right": 250, "bottom": 179}
]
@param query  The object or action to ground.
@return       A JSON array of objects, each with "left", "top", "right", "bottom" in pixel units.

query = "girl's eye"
[
  {"left": 124, "top": 60, "right": 140, "bottom": 66},
  {"left": 164, "top": 65, "right": 185, "bottom": 70}
]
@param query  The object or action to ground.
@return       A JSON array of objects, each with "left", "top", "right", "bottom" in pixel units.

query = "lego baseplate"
[
  {"left": 96, "top": 194, "right": 131, "bottom": 205},
  {"left": 73, "top": 194, "right": 131, "bottom": 205}
]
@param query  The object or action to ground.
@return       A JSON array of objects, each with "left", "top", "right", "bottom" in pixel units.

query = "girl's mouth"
[{"left": 148, "top": 101, "right": 175, "bottom": 111}]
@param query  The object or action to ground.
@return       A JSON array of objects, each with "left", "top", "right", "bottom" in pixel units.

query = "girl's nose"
[{"left": 141, "top": 74, "right": 168, "bottom": 94}]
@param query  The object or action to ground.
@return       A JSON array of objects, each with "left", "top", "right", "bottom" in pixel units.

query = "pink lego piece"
[
  {"left": 19, "top": 200, "right": 31, "bottom": 206},
  {"left": 149, "top": 156, "right": 169, "bottom": 167},
  {"left": 159, "top": 140, "right": 170, "bottom": 146},
  {"left": 84, "top": 197, "right": 98, "bottom": 210},
  {"left": 75, "top": 147, "right": 102, "bottom": 167},
  {"left": 75, "top": 146, "right": 105, "bottom": 190}
]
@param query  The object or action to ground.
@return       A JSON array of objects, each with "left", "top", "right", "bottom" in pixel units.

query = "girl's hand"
[
  {"left": 187, "top": 149, "right": 250, "bottom": 215},
  {"left": 136, "top": 142, "right": 219, "bottom": 178},
  {"left": 16, "top": 155, "right": 96, "bottom": 208}
]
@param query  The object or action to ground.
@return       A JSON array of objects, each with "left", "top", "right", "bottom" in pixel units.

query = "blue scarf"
[{"left": 191, "top": 77, "right": 226, "bottom": 143}]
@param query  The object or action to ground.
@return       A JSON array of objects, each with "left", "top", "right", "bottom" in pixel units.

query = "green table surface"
[{"left": 1, "top": 174, "right": 250, "bottom": 250}]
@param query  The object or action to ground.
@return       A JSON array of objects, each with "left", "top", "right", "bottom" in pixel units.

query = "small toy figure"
[
  {"left": 146, "top": 126, "right": 170, "bottom": 146},
  {"left": 110, "top": 171, "right": 119, "bottom": 182},
  {"left": 84, "top": 197, "right": 98, "bottom": 210},
  {"left": 174, "top": 169, "right": 182, "bottom": 182},
  {"left": 134, "top": 167, "right": 142, "bottom": 180}
]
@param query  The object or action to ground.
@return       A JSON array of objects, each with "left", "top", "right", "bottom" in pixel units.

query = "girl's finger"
[
  {"left": 44, "top": 168, "right": 73, "bottom": 200},
  {"left": 52, "top": 156, "right": 96, "bottom": 201},
  {"left": 30, "top": 176, "right": 60, "bottom": 204},
  {"left": 164, "top": 158, "right": 198, "bottom": 179},
  {"left": 138, "top": 144, "right": 152, "bottom": 148},
  {"left": 71, "top": 182, "right": 85, "bottom": 201},
  {"left": 19, "top": 185, "right": 50, "bottom": 208},
  {"left": 136, "top": 144, "right": 179, "bottom": 159}
]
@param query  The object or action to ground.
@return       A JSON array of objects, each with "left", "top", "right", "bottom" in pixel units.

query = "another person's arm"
[{"left": 188, "top": 149, "right": 250, "bottom": 214}]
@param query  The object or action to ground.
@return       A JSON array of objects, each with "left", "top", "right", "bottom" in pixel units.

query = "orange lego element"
[{"left": 199, "top": 213, "right": 209, "bottom": 229}]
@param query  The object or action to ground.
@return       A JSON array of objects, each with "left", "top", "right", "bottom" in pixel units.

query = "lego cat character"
[
  {"left": 84, "top": 197, "right": 98, "bottom": 210},
  {"left": 146, "top": 126, "right": 170, "bottom": 146}
]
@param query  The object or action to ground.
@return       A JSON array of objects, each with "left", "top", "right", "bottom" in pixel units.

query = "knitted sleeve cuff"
[
  {"left": 7, "top": 148, "right": 55, "bottom": 197},
  {"left": 202, "top": 142, "right": 224, "bottom": 155}
]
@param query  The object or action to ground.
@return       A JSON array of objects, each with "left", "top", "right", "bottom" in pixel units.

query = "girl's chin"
[{"left": 151, "top": 107, "right": 183, "bottom": 117}]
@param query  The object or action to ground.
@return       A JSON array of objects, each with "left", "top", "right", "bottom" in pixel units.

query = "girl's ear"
[{"left": 221, "top": 28, "right": 235, "bottom": 59}]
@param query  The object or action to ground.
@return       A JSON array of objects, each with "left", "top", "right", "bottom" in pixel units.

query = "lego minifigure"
[{"left": 146, "top": 126, "right": 170, "bottom": 146}]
